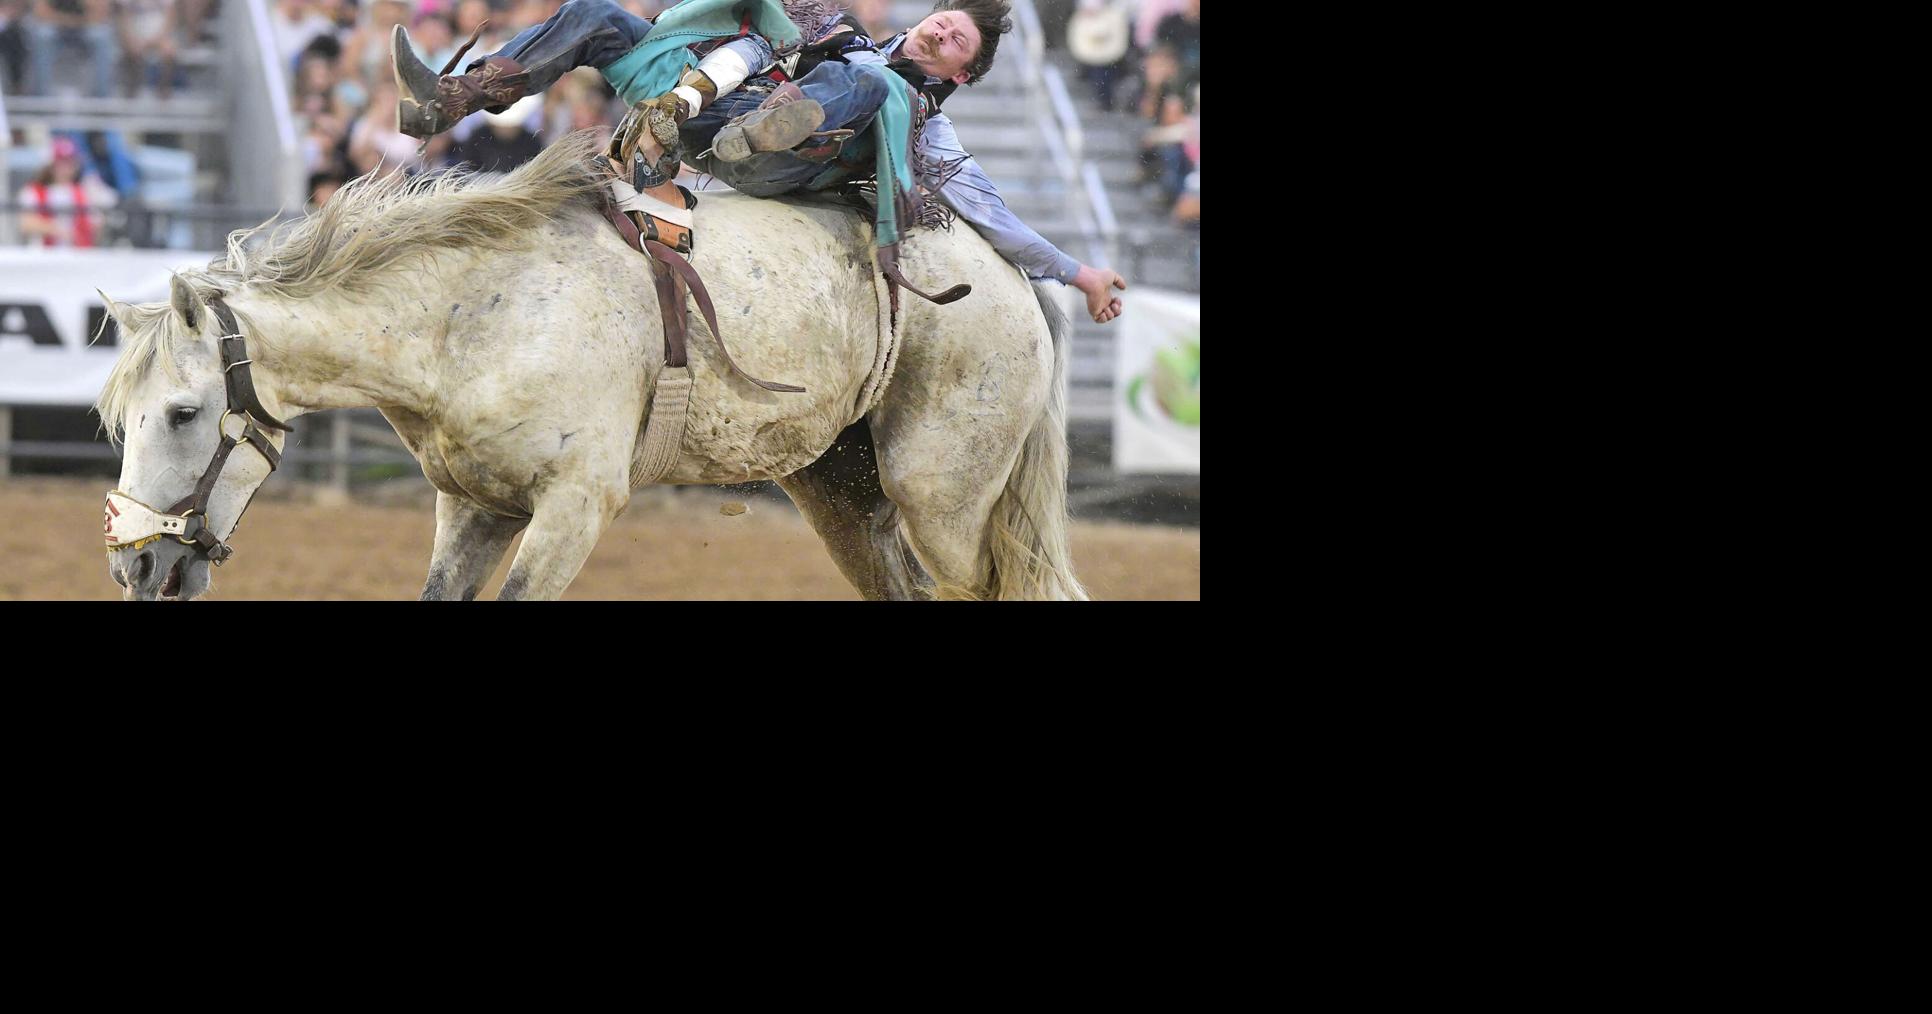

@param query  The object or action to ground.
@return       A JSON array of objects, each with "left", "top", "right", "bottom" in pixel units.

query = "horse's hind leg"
[
  {"left": 775, "top": 421, "right": 934, "bottom": 600},
  {"left": 872, "top": 342, "right": 1084, "bottom": 600},
  {"left": 422, "top": 492, "right": 527, "bottom": 600},
  {"left": 883, "top": 430, "right": 1086, "bottom": 601},
  {"left": 871, "top": 415, "right": 1022, "bottom": 601},
  {"left": 496, "top": 478, "right": 630, "bottom": 600},
  {"left": 881, "top": 484, "right": 1009, "bottom": 600}
]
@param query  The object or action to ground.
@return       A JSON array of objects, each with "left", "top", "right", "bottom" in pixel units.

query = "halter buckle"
[
  {"left": 219, "top": 408, "right": 250, "bottom": 442},
  {"left": 174, "top": 509, "right": 203, "bottom": 544}
]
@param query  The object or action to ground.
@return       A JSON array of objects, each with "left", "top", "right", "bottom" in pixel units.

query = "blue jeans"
[
  {"left": 480, "top": 0, "right": 653, "bottom": 92},
  {"left": 1082, "top": 62, "right": 1121, "bottom": 112},
  {"left": 482, "top": 0, "right": 779, "bottom": 114},
  {"left": 28, "top": 20, "right": 117, "bottom": 97},
  {"left": 1145, "top": 143, "right": 1191, "bottom": 203},
  {"left": 683, "top": 61, "right": 893, "bottom": 196}
]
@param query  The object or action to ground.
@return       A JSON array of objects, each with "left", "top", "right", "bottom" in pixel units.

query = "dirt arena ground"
[{"left": 1, "top": 477, "right": 1199, "bottom": 600}]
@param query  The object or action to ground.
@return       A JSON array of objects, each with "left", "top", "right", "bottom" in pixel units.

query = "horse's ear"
[
  {"left": 95, "top": 288, "right": 127, "bottom": 323},
  {"left": 169, "top": 273, "right": 206, "bottom": 332},
  {"left": 94, "top": 288, "right": 129, "bottom": 347}
]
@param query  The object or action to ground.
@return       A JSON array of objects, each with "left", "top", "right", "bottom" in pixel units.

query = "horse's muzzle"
[{"left": 108, "top": 540, "right": 195, "bottom": 600}]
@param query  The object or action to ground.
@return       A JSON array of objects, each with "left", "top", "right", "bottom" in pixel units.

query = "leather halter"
[{"left": 106, "top": 296, "right": 289, "bottom": 566}]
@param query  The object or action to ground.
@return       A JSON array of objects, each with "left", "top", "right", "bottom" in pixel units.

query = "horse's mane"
[
  {"left": 206, "top": 128, "right": 611, "bottom": 301},
  {"left": 96, "top": 131, "right": 611, "bottom": 443}
]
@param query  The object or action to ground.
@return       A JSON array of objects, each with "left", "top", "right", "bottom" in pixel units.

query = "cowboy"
[{"left": 393, "top": 0, "right": 1126, "bottom": 324}]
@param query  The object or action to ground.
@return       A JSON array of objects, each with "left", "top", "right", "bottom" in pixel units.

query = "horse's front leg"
[
  {"left": 422, "top": 491, "right": 527, "bottom": 600},
  {"left": 495, "top": 479, "right": 631, "bottom": 600}
]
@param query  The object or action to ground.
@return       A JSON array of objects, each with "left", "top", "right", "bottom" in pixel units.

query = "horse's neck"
[{"left": 230, "top": 284, "right": 444, "bottom": 419}]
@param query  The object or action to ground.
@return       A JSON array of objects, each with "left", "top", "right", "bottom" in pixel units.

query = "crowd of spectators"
[
  {"left": 274, "top": 0, "right": 683, "bottom": 211},
  {"left": 9, "top": 124, "right": 187, "bottom": 247},
  {"left": 3, "top": 0, "right": 783, "bottom": 247},
  {"left": 3, "top": 1, "right": 219, "bottom": 248},
  {"left": 280, "top": 0, "right": 1185, "bottom": 217},
  {"left": 1064, "top": 0, "right": 1197, "bottom": 227},
  {"left": 0, "top": 0, "right": 215, "bottom": 99},
  {"left": 8, "top": 0, "right": 1197, "bottom": 247}
]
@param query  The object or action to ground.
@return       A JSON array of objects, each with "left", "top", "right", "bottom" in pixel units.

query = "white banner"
[
  {"left": 1113, "top": 286, "right": 1200, "bottom": 474},
  {"left": 0, "top": 248, "right": 218, "bottom": 405}
]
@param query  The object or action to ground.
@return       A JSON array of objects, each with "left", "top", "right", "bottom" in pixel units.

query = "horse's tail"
[{"left": 986, "top": 282, "right": 1090, "bottom": 601}]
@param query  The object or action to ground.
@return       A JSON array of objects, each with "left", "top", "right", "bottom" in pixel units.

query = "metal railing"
[
  {"left": 0, "top": 407, "right": 418, "bottom": 495},
  {"left": 0, "top": 95, "right": 9, "bottom": 244},
  {"left": 2, "top": 204, "right": 291, "bottom": 252},
  {"left": 1040, "top": 59, "right": 1085, "bottom": 171},
  {"left": 1010, "top": 0, "right": 1119, "bottom": 271}
]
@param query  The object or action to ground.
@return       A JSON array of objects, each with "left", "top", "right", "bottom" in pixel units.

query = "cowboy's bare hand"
[{"left": 1073, "top": 264, "right": 1127, "bottom": 324}]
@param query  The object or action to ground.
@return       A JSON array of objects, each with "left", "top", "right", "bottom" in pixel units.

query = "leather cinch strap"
[
  {"left": 645, "top": 243, "right": 689, "bottom": 370},
  {"left": 643, "top": 239, "right": 804, "bottom": 393},
  {"left": 600, "top": 194, "right": 804, "bottom": 393}
]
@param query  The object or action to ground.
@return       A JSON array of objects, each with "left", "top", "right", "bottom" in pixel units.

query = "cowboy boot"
[
  {"left": 711, "top": 82, "right": 827, "bottom": 163},
  {"left": 392, "top": 24, "right": 530, "bottom": 140}
]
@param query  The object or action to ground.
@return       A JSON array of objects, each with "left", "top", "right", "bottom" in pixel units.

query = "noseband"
[{"left": 103, "top": 296, "right": 290, "bottom": 565}]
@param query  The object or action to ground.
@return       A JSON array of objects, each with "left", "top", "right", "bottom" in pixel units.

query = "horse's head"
[{"left": 96, "top": 275, "right": 289, "bottom": 601}]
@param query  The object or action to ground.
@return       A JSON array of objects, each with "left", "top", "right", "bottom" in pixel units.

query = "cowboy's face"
[{"left": 904, "top": 10, "right": 982, "bottom": 85}]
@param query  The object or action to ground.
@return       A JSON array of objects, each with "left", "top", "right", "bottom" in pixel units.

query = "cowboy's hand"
[
  {"left": 640, "top": 94, "right": 693, "bottom": 179},
  {"left": 637, "top": 91, "right": 688, "bottom": 147},
  {"left": 613, "top": 94, "right": 681, "bottom": 168},
  {"left": 1073, "top": 264, "right": 1127, "bottom": 324}
]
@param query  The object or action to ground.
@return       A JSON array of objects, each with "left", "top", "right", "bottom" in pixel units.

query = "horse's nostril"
[{"left": 131, "top": 550, "right": 154, "bottom": 586}]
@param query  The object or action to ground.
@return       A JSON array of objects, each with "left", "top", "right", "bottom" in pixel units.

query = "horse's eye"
[{"left": 170, "top": 408, "right": 198, "bottom": 427}]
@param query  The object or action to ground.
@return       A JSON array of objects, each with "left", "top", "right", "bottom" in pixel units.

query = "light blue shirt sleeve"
[
  {"left": 814, "top": 34, "right": 1082, "bottom": 283},
  {"left": 916, "top": 112, "right": 1083, "bottom": 284}
]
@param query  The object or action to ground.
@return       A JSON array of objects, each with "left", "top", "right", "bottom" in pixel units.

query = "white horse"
[{"left": 93, "top": 131, "right": 1085, "bottom": 600}]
